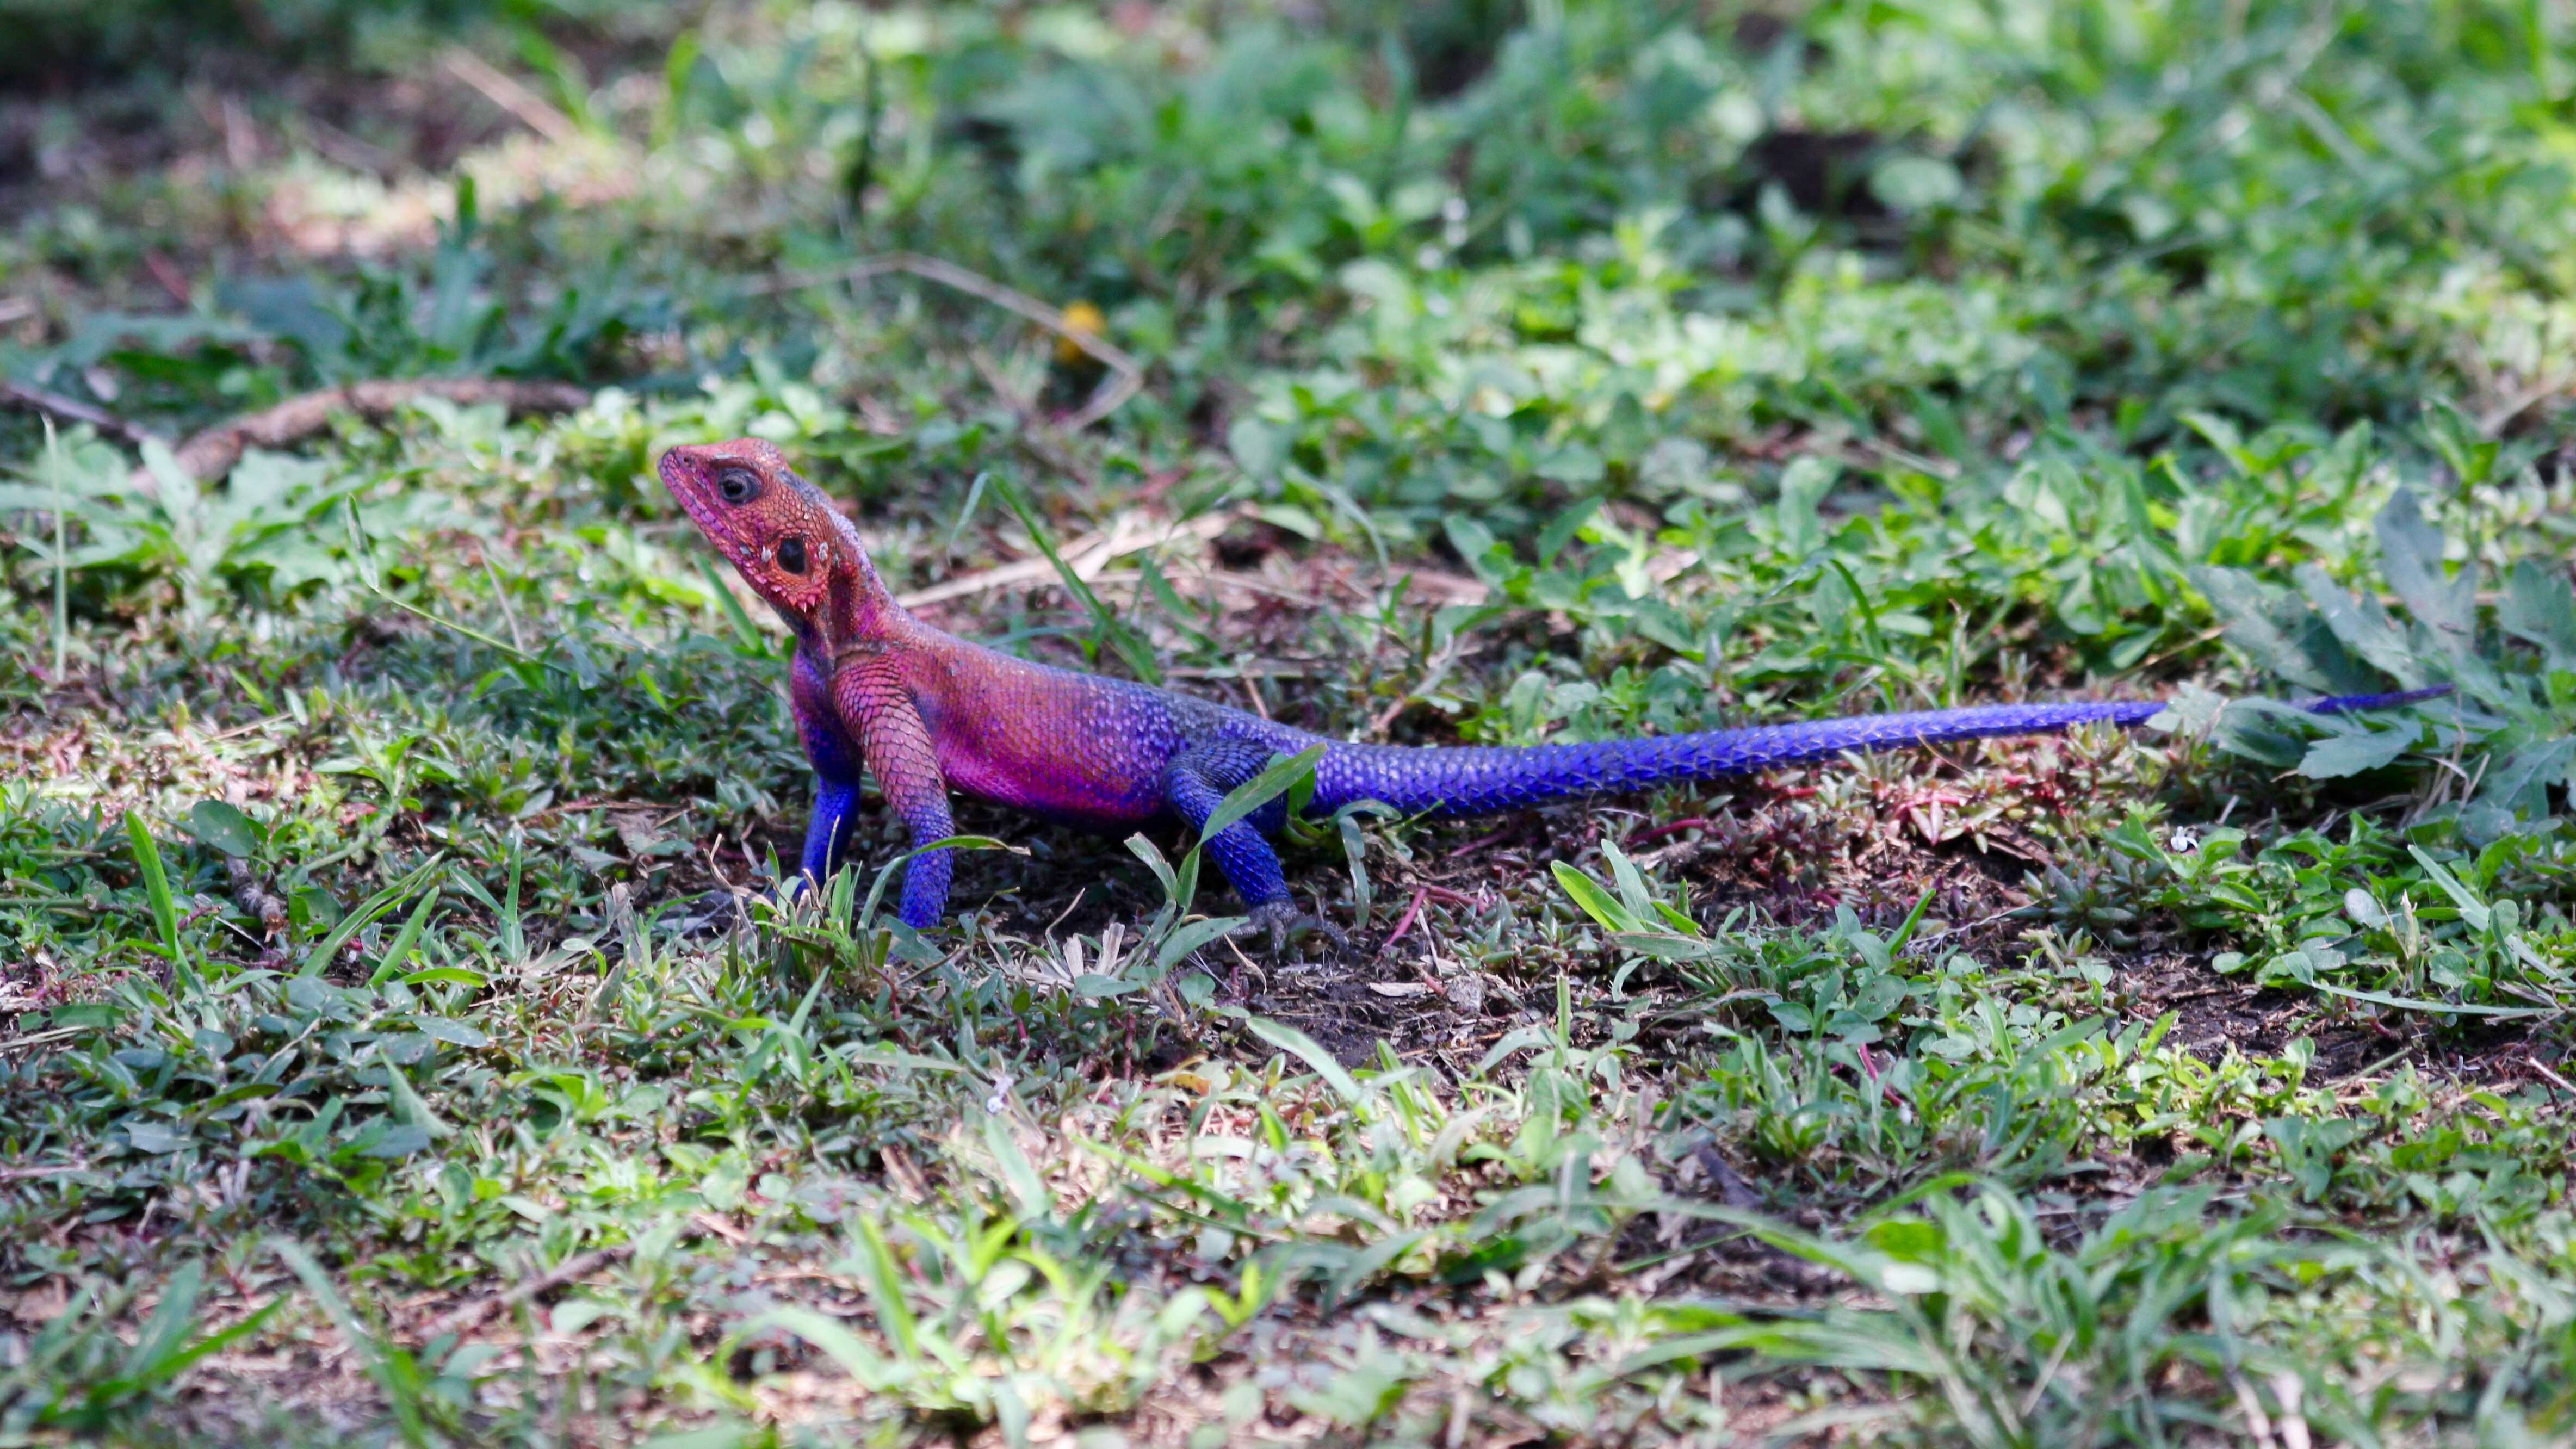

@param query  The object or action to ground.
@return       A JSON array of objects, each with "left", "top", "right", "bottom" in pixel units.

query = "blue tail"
[{"left": 1308, "top": 687, "right": 2450, "bottom": 818}]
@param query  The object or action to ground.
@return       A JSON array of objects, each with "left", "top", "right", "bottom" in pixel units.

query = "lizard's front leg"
[
  {"left": 832, "top": 653, "right": 956, "bottom": 928},
  {"left": 792, "top": 648, "right": 864, "bottom": 886}
]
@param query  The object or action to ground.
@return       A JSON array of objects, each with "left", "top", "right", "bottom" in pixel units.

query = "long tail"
[{"left": 1308, "top": 688, "right": 2450, "bottom": 818}]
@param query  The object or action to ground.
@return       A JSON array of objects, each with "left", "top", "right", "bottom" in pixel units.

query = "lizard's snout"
[
  {"left": 655, "top": 444, "right": 713, "bottom": 497},
  {"left": 657, "top": 446, "right": 740, "bottom": 544}
]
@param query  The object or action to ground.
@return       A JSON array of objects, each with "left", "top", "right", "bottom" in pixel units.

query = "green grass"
[{"left": 4, "top": 1, "right": 2575, "bottom": 1442}]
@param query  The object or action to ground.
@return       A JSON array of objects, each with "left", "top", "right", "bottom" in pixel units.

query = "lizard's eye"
[
  {"left": 716, "top": 467, "right": 761, "bottom": 505},
  {"left": 775, "top": 536, "right": 807, "bottom": 574}
]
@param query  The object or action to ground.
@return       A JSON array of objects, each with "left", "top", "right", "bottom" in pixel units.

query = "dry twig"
[
  {"left": 896, "top": 510, "right": 1234, "bottom": 609},
  {"left": 0, "top": 1161, "right": 89, "bottom": 1182},
  {"left": 417, "top": 1243, "right": 631, "bottom": 1343},
  {"left": 0, "top": 380, "right": 170, "bottom": 451},
  {"left": 443, "top": 48, "right": 580, "bottom": 144},
  {"left": 138, "top": 378, "right": 592, "bottom": 488}
]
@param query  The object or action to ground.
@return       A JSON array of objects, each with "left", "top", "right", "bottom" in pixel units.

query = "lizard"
[{"left": 660, "top": 438, "right": 2449, "bottom": 943}]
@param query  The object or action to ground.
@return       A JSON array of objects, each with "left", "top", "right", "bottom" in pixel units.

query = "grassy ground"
[{"left": 5, "top": 1, "right": 2576, "bottom": 1443}]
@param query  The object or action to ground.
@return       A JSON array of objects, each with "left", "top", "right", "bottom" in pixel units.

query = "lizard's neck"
[{"left": 812, "top": 554, "right": 917, "bottom": 662}]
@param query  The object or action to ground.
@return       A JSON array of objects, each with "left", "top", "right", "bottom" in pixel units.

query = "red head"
[{"left": 658, "top": 439, "right": 892, "bottom": 640}]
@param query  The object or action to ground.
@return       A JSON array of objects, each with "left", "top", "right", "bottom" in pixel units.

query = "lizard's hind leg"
[{"left": 1161, "top": 742, "right": 1345, "bottom": 952}]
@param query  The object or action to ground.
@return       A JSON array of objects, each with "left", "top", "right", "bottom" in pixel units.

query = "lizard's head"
[{"left": 658, "top": 439, "right": 875, "bottom": 629}]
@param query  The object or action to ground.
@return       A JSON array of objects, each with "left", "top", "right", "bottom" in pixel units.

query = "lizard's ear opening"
[
  {"left": 717, "top": 467, "right": 763, "bottom": 505},
  {"left": 776, "top": 536, "right": 808, "bottom": 574}
]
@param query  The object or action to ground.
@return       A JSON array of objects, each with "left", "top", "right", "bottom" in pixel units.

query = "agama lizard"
[{"left": 662, "top": 439, "right": 2445, "bottom": 940}]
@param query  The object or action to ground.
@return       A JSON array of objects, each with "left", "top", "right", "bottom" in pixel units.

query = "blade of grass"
[
  {"left": 696, "top": 555, "right": 771, "bottom": 652},
  {"left": 124, "top": 814, "right": 194, "bottom": 993},
  {"left": 366, "top": 887, "right": 443, "bottom": 988},
  {"left": 991, "top": 475, "right": 1162, "bottom": 684},
  {"left": 45, "top": 417, "right": 66, "bottom": 678},
  {"left": 737, "top": 1306, "right": 899, "bottom": 1391},
  {"left": 1244, "top": 1015, "right": 1363, "bottom": 1104},
  {"left": 1165, "top": 745, "right": 1323, "bottom": 921},
  {"left": 854, "top": 1216, "right": 922, "bottom": 1360},
  {"left": 273, "top": 1238, "right": 430, "bottom": 1448},
  {"left": 1197, "top": 745, "right": 1326, "bottom": 844},
  {"left": 2305, "top": 981, "right": 2549, "bottom": 1019},
  {"left": 344, "top": 498, "right": 573, "bottom": 674},
  {"left": 301, "top": 855, "right": 448, "bottom": 978}
]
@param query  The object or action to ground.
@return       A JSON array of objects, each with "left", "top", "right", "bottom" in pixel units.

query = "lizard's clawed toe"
[{"left": 1247, "top": 901, "right": 1348, "bottom": 956}]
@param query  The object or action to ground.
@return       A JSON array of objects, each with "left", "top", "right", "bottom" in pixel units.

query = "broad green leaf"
[
  {"left": 124, "top": 1120, "right": 191, "bottom": 1154},
  {"left": 272, "top": 1236, "right": 430, "bottom": 1446},
  {"left": 125, "top": 1280, "right": 284, "bottom": 1396},
  {"left": 2405, "top": 845, "right": 2493, "bottom": 932},
  {"left": 2190, "top": 567, "right": 2336, "bottom": 693},
  {"left": 1159, "top": 914, "right": 1246, "bottom": 969},
  {"left": 0, "top": 482, "right": 100, "bottom": 512},
  {"left": 1775, "top": 455, "right": 1837, "bottom": 556},
  {"left": 2375, "top": 490, "right": 2475, "bottom": 653},
  {"left": 121, "top": 1262, "right": 203, "bottom": 1378},
  {"left": 1442, "top": 515, "right": 1500, "bottom": 577},
  {"left": 2499, "top": 558, "right": 2576, "bottom": 668},
  {"left": 2298, "top": 727, "right": 2416, "bottom": 779},
  {"left": 379, "top": 1052, "right": 451, "bottom": 1140},
  {"left": 853, "top": 1217, "right": 920, "bottom": 1360},
  {"left": 1124, "top": 832, "right": 1179, "bottom": 893},
  {"left": 1602, "top": 841, "right": 1658, "bottom": 921},
  {"left": 637, "top": 1426, "right": 764, "bottom": 1449},
  {"left": 1227, "top": 416, "right": 1285, "bottom": 478},
  {"left": 1536, "top": 496, "right": 1601, "bottom": 567},
  {"left": 2294, "top": 565, "right": 2422, "bottom": 683},
  {"left": 1871, "top": 154, "right": 1962, "bottom": 211},
  {"left": 2478, "top": 738, "right": 2576, "bottom": 817},
  {"left": 2180, "top": 410, "right": 2249, "bottom": 472},
  {"left": 408, "top": 1014, "right": 490, "bottom": 1049}
]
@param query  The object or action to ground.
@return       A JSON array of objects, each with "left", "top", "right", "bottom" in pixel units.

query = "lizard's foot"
[{"left": 1247, "top": 900, "right": 1348, "bottom": 956}]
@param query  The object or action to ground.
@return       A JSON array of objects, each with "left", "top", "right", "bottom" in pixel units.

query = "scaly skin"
[{"left": 661, "top": 439, "right": 2448, "bottom": 937}]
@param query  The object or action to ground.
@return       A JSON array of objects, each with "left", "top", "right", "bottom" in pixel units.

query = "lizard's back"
[{"left": 903, "top": 630, "right": 1316, "bottom": 829}]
